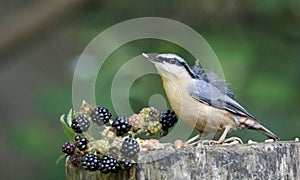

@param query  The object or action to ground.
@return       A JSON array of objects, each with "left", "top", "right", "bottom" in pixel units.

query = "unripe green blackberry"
[
  {"left": 71, "top": 114, "right": 90, "bottom": 133},
  {"left": 128, "top": 114, "right": 144, "bottom": 132},
  {"left": 147, "top": 121, "right": 163, "bottom": 135},
  {"left": 81, "top": 153, "right": 101, "bottom": 171},
  {"left": 90, "top": 106, "right": 111, "bottom": 126},
  {"left": 112, "top": 117, "right": 132, "bottom": 136},
  {"left": 75, "top": 135, "right": 88, "bottom": 151},
  {"left": 62, "top": 142, "right": 76, "bottom": 155},
  {"left": 119, "top": 158, "right": 133, "bottom": 170},
  {"left": 95, "top": 139, "right": 110, "bottom": 155},
  {"left": 99, "top": 155, "right": 120, "bottom": 173},
  {"left": 159, "top": 109, "right": 178, "bottom": 131},
  {"left": 121, "top": 138, "right": 140, "bottom": 158},
  {"left": 139, "top": 107, "right": 159, "bottom": 122}
]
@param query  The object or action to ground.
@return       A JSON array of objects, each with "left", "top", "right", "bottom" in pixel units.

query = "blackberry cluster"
[
  {"left": 119, "top": 158, "right": 133, "bottom": 170},
  {"left": 159, "top": 109, "right": 178, "bottom": 131},
  {"left": 62, "top": 142, "right": 76, "bottom": 155},
  {"left": 99, "top": 155, "right": 120, "bottom": 173},
  {"left": 60, "top": 104, "right": 181, "bottom": 174},
  {"left": 75, "top": 135, "right": 88, "bottom": 151},
  {"left": 120, "top": 138, "right": 140, "bottom": 158},
  {"left": 90, "top": 106, "right": 111, "bottom": 126},
  {"left": 81, "top": 153, "right": 101, "bottom": 171},
  {"left": 112, "top": 117, "right": 132, "bottom": 136},
  {"left": 71, "top": 114, "right": 90, "bottom": 133}
]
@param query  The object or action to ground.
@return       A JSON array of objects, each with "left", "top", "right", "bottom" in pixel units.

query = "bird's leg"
[
  {"left": 185, "top": 134, "right": 201, "bottom": 145},
  {"left": 201, "top": 127, "right": 243, "bottom": 145},
  {"left": 216, "top": 126, "right": 231, "bottom": 143}
]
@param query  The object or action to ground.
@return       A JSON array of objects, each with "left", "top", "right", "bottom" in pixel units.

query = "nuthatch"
[{"left": 142, "top": 53, "right": 279, "bottom": 143}]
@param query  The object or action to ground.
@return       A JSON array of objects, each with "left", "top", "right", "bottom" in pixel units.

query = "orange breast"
[{"left": 161, "top": 76, "right": 236, "bottom": 133}]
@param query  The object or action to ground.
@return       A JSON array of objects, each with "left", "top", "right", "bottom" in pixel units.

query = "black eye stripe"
[
  {"left": 181, "top": 62, "right": 196, "bottom": 79},
  {"left": 157, "top": 57, "right": 180, "bottom": 65},
  {"left": 157, "top": 56, "right": 196, "bottom": 79}
]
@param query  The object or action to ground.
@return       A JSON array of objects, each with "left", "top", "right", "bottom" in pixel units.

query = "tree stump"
[{"left": 66, "top": 141, "right": 300, "bottom": 179}]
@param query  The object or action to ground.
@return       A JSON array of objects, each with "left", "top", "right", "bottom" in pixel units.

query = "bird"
[{"left": 142, "top": 53, "right": 279, "bottom": 144}]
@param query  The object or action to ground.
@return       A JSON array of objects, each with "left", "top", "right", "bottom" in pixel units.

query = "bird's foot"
[
  {"left": 185, "top": 134, "right": 201, "bottom": 145},
  {"left": 200, "top": 137, "right": 243, "bottom": 145},
  {"left": 223, "top": 137, "right": 243, "bottom": 144}
]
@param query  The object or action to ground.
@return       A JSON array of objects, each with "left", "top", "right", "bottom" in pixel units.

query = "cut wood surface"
[{"left": 66, "top": 141, "right": 300, "bottom": 180}]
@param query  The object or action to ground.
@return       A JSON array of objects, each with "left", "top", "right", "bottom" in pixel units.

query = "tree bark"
[{"left": 66, "top": 141, "right": 300, "bottom": 180}]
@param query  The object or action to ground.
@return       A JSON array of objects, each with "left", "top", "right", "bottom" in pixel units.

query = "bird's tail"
[{"left": 238, "top": 117, "right": 279, "bottom": 140}]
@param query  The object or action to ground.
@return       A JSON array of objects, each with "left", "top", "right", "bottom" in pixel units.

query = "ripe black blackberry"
[
  {"left": 61, "top": 142, "right": 76, "bottom": 155},
  {"left": 120, "top": 138, "right": 140, "bottom": 158},
  {"left": 99, "top": 155, "right": 120, "bottom": 173},
  {"left": 119, "top": 158, "right": 133, "bottom": 170},
  {"left": 112, "top": 117, "right": 132, "bottom": 136},
  {"left": 71, "top": 114, "right": 90, "bottom": 133},
  {"left": 159, "top": 109, "right": 178, "bottom": 131},
  {"left": 90, "top": 106, "right": 111, "bottom": 126},
  {"left": 75, "top": 135, "right": 88, "bottom": 151},
  {"left": 74, "top": 135, "right": 81, "bottom": 142},
  {"left": 81, "top": 153, "right": 101, "bottom": 171}
]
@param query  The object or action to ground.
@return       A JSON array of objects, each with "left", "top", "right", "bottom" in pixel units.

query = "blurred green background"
[{"left": 0, "top": 0, "right": 299, "bottom": 179}]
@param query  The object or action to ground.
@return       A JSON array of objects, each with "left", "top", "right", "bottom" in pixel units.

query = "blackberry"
[
  {"left": 119, "top": 158, "right": 133, "bottom": 170},
  {"left": 62, "top": 142, "right": 76, "bottom": 155},
  {"left": 71, "top": 114, "right": 90, "bottom": 133},
  {"left": 75, "top": 135, "right": 81, "bottom": 141},
  {"left": 159, "top": 109, "right": 178, "bottom": 131},
  {"left": 90, "top": 106, "right": 111, "bottom": 126},
  {"left": 139, "top": 107, "right": 159, "bottom": 122},
  {"left": 120, "top": 138, "right": 140, "bottom": 158},
  {"left": 70, "top": 154, "right": 81, "bottom": 167},
  {"left": 81, "top": 153, "right": 101, "bottom": 171},
  {"left": 75, "top": 135, "right": 88, "bottom": 151},
  {"left": 147, "top": 121, "right": 163, "bottom": 135},
  {"left": 128, "top": 114, "right": 144, "bottom": 132},
  {"left": 112, "top": 117, "right": 132, "bottom": 136},
  {"left": 99, "top": 155, "right": 120, "bottom": 173}
]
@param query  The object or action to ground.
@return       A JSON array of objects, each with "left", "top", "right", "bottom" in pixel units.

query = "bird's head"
[{"left": 142, "top": 53, "right": 196, "bottom": 79}]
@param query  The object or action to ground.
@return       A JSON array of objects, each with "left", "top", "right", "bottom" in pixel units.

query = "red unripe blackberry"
[
  {"left": 70, "top": 154, "right": 81, "bottom": 167},
  {"left": 71, "top": 114, "right": 90, "bottom": 133},
  {"left": 120, "top": 138, "right": 140, "bottom": 158},
  {"left": 159, "top": 109, "right": 178, "bottom": 131},
  {"left": 90, "top": 106, "right": 111, "bottom": 126},
  {"left": 112, "top": 117, "right": 132, "bottom": 136},
  {"left": 99, "top": 155, "right": 120, "bottom": 173},
  {"left": 81, "top": 153, "right": 101, "bottom": 171},
  {"left": 119, "top": 158, "right": 133, "bottom": 170},
  {"left": 62, "top": 142, "right": 76, "bottom": 155}
]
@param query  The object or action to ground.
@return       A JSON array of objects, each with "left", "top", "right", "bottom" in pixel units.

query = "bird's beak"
[{"left": 142, "top": 53, "right": 158, "bottom": 63}]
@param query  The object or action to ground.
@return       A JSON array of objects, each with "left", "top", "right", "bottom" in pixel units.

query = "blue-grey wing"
[
  {"left": 188, "top": 79, "right": 255, "bottom": 119},
  {"left": 192, "top": 61, "right": 235, "bottom": 98}
]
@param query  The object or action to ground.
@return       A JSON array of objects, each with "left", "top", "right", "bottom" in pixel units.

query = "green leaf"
[
  {"left": 66, "top": 108, "right": 75, "bottom": 127},
  {"left": 60, "top": 113, "right": 75, "bottom": 141},
  {"left": 56, "top": 154, "right": 66, "bottom": 165}
]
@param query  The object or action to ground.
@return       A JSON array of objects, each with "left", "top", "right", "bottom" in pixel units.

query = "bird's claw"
[{"left": 199, "top": 137, "right": 243, "bottom": 145}]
